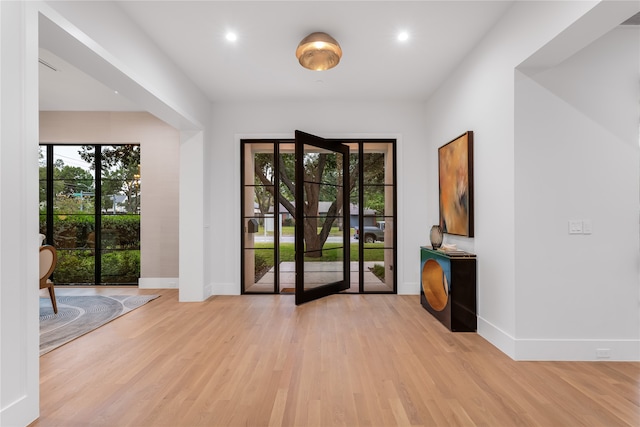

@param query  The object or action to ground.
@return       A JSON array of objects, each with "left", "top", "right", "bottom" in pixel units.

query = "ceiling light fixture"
[
  {"left": 296, "top": 32, "right": 342, "bottom": 71},
  {"left": 397, "top": 31, "right": 409, "bottom": 42}
]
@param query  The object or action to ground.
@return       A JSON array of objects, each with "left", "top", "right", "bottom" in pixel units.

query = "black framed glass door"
[
  {"left": 294, "top": 131, "right": 350, "bottom": 305},
  {"left": 241, "top": 137, "right": 396, "bottom": 296}
]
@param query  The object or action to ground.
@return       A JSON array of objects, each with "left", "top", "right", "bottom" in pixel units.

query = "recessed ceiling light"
[
  {"left": 397, "top": 31, "right": 409, "bottom": 42},
  {"left": 225, "top": 32, "right": 237, "bottom": 42}
]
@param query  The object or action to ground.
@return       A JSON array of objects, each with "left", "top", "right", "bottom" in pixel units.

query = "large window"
[{"left": 39, "top": 144, "right": 141, "bottom": 285}]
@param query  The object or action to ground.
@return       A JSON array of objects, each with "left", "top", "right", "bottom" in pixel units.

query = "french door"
[
  {"left": 241, "top": 136, "right": 396, "bottom": 299},
  {"left": 294, "top": 131, "right": 350, "bottom": 304}
]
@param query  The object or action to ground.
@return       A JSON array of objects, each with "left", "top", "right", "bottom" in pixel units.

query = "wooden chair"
[{"left": 39, "top": 245, "right": 58, "bottom": 314}]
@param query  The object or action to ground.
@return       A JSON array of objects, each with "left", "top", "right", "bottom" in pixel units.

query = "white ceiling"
[{"left": 40, "top": 1, "right": 517, "bottom": 111}]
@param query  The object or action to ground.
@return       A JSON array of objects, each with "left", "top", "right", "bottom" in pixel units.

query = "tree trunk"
[{"left": 253, "top": 152, "right": 350, "bottom": 258}]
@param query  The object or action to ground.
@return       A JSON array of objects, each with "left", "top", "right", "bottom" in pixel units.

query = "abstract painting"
[{"left": 438, "top": 131, "right": 474, "bottom": 237}]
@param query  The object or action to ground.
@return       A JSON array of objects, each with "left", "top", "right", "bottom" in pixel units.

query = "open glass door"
[{"left": 295, "top": 130, "right": 350, "bottom": 305}]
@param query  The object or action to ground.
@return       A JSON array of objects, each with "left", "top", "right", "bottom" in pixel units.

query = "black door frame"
[
  {"left": 240, "top": 137, "right": 397, "bottom": 295},
  {"left": 294, "top": 130, "right": 350, "bottom": 304}
]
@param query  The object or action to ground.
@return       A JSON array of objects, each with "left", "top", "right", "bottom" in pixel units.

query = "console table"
[{"left": 420, "top": 247, "right": 477, "bottom": 332}]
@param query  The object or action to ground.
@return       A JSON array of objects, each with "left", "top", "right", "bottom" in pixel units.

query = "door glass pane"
[
  {"left": 363, "top": 247, "right": 393, "bottom": 292},
  {"left": 100, "top": 145, "right": 140, "bottom": 285},
  {"left": 243, "top": 143, "right": 276, "bottom": 293},
  {"left": 52, "top": 146, "right": 95, "bottom": 213},
  {"left": 243, "top": 248, "right": 275, "bottom": 292},
  {"left": 343, "top": 143, "right": 360, "bottom": 294},
  {"left": 39, "top": 146, "right": 47, "bottom": 226},
  {"left": 363, "top": 144, "right": 394, "bottom": 185},
  {"left": 301, "top": 146, "right": 345, "bottom": 291},
  {"left": 52, "top": 215, "right": 96, "bottom": 284},
  {"left": 100, "top": 145, "right": 140, "bottom": 215},
  {"left": 100, "top": 225, "right": 140, "bottom": 284},
  {"left": 303, "top": 246, "right": 344, "bottom": 289},
  {"left": 39, "top": 214, "right": 47, "bottom": 239},
  {"left": 51, "top": 146, "right": 96, "bottom": 284},
  {"left": 278, "top": 216, "right": 295, "bottom": 292},
  {"left": 362, "top": 142, "right": 394, "bottom": 293},
  {"left": 55, "top": 249, "right": 96, "bottom": 284},
  {"left": 277, "top": 147, "right": 296, "bottom": 292},
  {"left": 244, "top": 213, "right": 275, "bottom": 293}
]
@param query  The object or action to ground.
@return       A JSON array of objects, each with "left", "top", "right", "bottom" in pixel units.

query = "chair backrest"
[{"left": 39, "top": 245, "right": 57, "bottom": 285}]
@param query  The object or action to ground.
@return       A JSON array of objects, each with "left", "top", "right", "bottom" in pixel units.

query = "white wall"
[
  {"left": 515, "top": 26, "right": 640, "bottom": 360},
  {"left": 424, "top": 0, "right": 640, "bottom": 360},
  {"left": 0, "top": 2, "right": 40, "bottom": 426},
  {"left": 2, "top": 1, "right": 210, "bottom": 424},
  {"left": 39, "top": 111, "right": 181, "bottom": 285},
  {"left": 207, "top": 101, "right": 426, "bottom": 296}
]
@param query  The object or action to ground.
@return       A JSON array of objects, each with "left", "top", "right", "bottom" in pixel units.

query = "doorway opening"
[{"left": 241, "top": 134, "right": 396, "bottom": 300}]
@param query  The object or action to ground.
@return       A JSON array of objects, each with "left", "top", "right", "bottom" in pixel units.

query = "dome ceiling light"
[{"left": 295, "top": 32, "right": 342, "bottom": 71}]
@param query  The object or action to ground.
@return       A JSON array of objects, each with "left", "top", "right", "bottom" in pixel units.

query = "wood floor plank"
[{"left": 31, "top": 289, "right": 639, "bottom": 427}]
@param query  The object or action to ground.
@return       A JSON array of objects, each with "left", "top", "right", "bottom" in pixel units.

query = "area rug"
[{"left": 40, "top": 294, "right": 159, "bottom": 355}]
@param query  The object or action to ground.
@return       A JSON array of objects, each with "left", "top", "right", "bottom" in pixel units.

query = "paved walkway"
[{"left": 246, "top": 261, "right": 392, "bottom": 293}]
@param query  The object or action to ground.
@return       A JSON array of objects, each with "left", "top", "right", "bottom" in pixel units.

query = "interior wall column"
[
  {"left": 0, "top": 1, "right": 40, "bottom": 425},
  {"left": 179, "top": 130, "right": 205, "bottom": 301}
]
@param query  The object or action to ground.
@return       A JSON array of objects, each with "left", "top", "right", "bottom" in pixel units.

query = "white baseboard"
[
  {"left": 514, "top": 338, "right": 640, "bottom": 361},
  {"left": 0, "top": 395, "right": 38, "bottom": 427},
  {"left": 398, "top": 281, "right": 419, "bottom": 295},
  {"left": 138, "top": 277, "right": 179, "bottom": 289},
  {"left": 477, "top": 316, "right": 516, "bottom": 359},
  {"left": 204, "top": 283, "right": 214, "bottom": 299},
  {"left": 209, "top": 282, "right": 240, "bottom": 296},
  {"left": 478, "top": 316, "right": 639, "bottom": 361}
]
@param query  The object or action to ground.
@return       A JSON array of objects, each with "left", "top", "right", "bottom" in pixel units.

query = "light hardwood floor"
[{"left": 32, "top": 288, "right": 639, "bottom": 427}]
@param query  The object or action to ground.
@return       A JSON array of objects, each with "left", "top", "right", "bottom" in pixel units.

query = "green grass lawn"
[
  {"left": 253, "top": 242, "right": 384, "bottom": 265},
  {"left": 257, "top": 226, "right": 350, "bottom": 237}
]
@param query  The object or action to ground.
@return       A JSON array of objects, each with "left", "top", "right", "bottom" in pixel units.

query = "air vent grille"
[{"left": 38, "top": 58, "right": 57, "bottom": 72}]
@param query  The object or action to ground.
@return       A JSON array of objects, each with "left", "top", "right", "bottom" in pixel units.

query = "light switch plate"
[
  {"left": 582, "top": 219, "right": 592, "bottom": 234},
  {"left": 569, "top": 220, "right": 583, "bottom": 234}
]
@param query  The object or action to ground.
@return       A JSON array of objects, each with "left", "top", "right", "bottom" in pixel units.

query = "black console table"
[{"left": 420, "top": 247, "right": 477, "bottom": 332}]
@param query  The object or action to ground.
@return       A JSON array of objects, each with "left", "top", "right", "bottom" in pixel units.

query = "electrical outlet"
[
  {"left": 568, "top": 220, "right": 583, "bottom": 234},
  {"left": 596, "top": 348, "right": 611, "bottom": 359}
]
